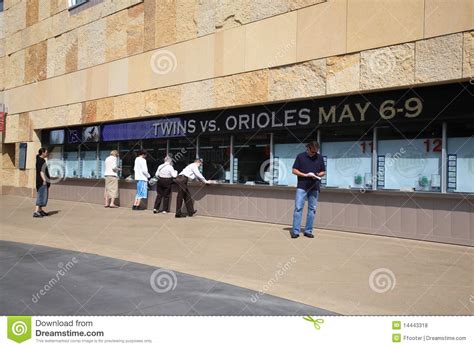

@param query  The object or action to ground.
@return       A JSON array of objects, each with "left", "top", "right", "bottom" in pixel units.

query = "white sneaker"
[{"left": 162, "top": 211, "right": 167, "bottom": 214}]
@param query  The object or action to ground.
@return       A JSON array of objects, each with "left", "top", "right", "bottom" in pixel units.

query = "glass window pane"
[
  {"left": 273, "top": 130, "right": 317, "bottom": 186},
  {"left": 377, "top": 124, "right": 442, "bottom": 191},
  {"left": 119, "top": 141, "right": 141, "bottom": 179},
  {"left": 447, "top": 122, "right": 474, "bottom": 193},
  {"left": 169, "top": 138, "right": 196, "bottom": 173},
  {"left": 234, "top": 134, "right": 270, "bottom": 184},
  {"left": 64, "top": 145, "right": 79, "bottom": 178},
  {"left": 199, "top": 135, "right": 230, "bottom": 182},
  {"left": 142, "top": 139, "right": 168, "bottom": 177},
  {"left": 80, "top": 143, "right": 98, "bottom": 178},
  {"left": 47, "top": 145, "right": 63, "bottom": 178},
  {"left": 321, "top": 127, "right": 373, "bottom": 189}
]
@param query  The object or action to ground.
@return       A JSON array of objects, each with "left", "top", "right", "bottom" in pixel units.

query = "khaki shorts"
[{"left": 105, "top": 176, "right": 119, "bottom": 199}]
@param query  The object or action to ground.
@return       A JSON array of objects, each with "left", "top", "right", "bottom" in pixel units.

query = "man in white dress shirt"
[
  {"left": 153, "top": 155, "right": 177, "bottom": 214},
  {"left": 132, "top": 150, "right": 150, "bottom": 210},
  {"left": 175, "top": 158, "right": 210, "bottom": 218}
]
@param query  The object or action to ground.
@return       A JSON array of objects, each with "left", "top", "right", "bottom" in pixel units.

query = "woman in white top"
[
  {"left": 153, "top": 155, "right": 178, "bottom": 214},
  {"left": 104, "top": 150, "right": 121, "bottom": 208}
]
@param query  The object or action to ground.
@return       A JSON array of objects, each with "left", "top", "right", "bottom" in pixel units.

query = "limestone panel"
[
  {"left": 424, "top": 0, "right": 474, "bottom": 39},
  {"left": 5, "top": 50, "right": 25, "bottom": 89},
  {"left": 180, "top": 79, "right": 215, "bottom": 112},
  {"left": 297, "top": 0, "right": 346, "bottom": 62},
  {"left": 326, "top": 53, "right": 360, "bottom": 95},
  {"left": 245, "top": 11, "right": 297, "bottom": 71},
  {"left": 65, "top": 31, "right": 79, "bottom": 74},
  {"left": 26, "top": 0, "right": 39, "bottom": 27},
  {"left": 347, "top": 0, "right": 424, "bottom": 52},
  {"left": 50, "top": 0, "right": 66, "bottom": 16},
  {"left": 82, "top": 100, "right": 97, "bottom": 124},
  {"left": 155, "top": 0, "right": 177, "bottom": 47},
  {"left": 3, "top": 113, "right": 19, "bottom": 143},
  {"left": 463, "top": 31, "right": 473, "bottom": 78},
  {"left": 415, "top": 34, "right": 463, "bottom": 83},
  {"left": 95, "top": 97, "right": 114, "bottom": 122},
  {"left": 233, "top": 70, "right": 269, "bottom": 106},
  {"left": 0, "top": 56, "right": 4, "bottom": 91},
  {"left": 143, "top": 86, "right": 181, "bottom": 116},
  {"left": 46, "top": 31, "right": 78, "bottom": 78},
  {"left": 113, "top": 92, "right": 145, "bottom": 120},
  {"left": 127, "top": 2, "right": 144, "bottom": 56},
  {"left": 195, "top": 0, "right": 215, "bottom": 37},
  {"left": 108, "top": 58, "right": 129, "bottom": 97},
  {"left": 105, "top": 9, "right": 128, "bottom": 61},
  {"left": 176, "top": 0, "right": 198, "bottom": 42},
  {"left": 289, "top": 0, "right": 325, "bottom": 10},
  {"left": 143, "top": 0, "right": 156, "bottom": 51},
  {"left": 78, "top": 19, "right": 106, "bottom": 70},
  {"left": 38, "top": 0, "right": 51, "bottom": 21},
  {"left": 18, "top": 111, "right": 32, "bottom": 141},
  {"left": 361, "top": 43, "right": 415, "bottom": 90},
  {"left": 85, "top": 63, "right": 109, "bottom": 101},
  {"left": 0, "top": 12, "right": 4, "bottom": 41},
  {"left": 4, "top": 0, "right": 26, "bottom": 37},
  {"left": 214, "top": 75, "right": 236, "bottom": 108},
  {"left": 268, "top": 59, "right": 326, "bottom": 101},
  {"left": 214, "top": 25, "right": 245, "bottom": 76},
  {"left": 24, "top": 40, "right": 47, "bottom": 84}
]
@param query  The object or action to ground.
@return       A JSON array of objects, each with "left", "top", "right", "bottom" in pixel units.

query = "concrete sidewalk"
[{"left": 1, "top": 195, "right": 472, "bottom": 315}]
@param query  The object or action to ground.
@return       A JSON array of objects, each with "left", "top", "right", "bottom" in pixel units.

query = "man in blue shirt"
[{"left": 291, "top": 141, "right": 326, "bottom": 238}]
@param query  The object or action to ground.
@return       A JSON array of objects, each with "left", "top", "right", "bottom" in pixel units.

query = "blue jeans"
[
  {"left": 36, "top": 185, "right": 49, "bottom": 207},
  {"left": 292, "top": 188, "right": 319, "bottom": 235}
]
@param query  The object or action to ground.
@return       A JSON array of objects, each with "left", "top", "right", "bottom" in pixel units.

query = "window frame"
[{"left": 68, "top": 0, "right": 88, "bottom": 10}]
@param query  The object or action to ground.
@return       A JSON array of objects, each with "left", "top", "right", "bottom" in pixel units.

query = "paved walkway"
[
  {"left": 1, "top": 241, "right": 333, "bottom": 315},
  {"left": 0, "top": 195, "right": 472, "bottom": 315}
]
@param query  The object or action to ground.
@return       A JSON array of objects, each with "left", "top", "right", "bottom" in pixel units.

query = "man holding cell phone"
[{"left": 290, "top": 141, "right": 326, "bottom": 239}]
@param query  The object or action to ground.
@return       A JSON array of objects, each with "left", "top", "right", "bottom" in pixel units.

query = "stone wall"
[{"left": 1, "top": 0, "right": 473, "bottom": 190}]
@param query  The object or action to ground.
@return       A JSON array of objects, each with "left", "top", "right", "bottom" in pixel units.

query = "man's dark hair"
[
  {"left": 138, "top": 150, "right": 147, "bottom": 157},
  {"left": 38, "top": 148, "right": 47, "bottom": 155},
  {"left": 306, "top": 141, "right": 320, "bottom": 150}
]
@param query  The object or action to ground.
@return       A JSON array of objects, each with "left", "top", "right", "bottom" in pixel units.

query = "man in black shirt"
[
  {"left": 291, "top": 141, "right": 326, "bottom": 238},
  {"left": 34, "top": 148, "right": 51, "bottom": 218}
]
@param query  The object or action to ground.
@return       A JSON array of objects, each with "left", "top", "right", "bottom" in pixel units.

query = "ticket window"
[
  {"left": 198, "top": 135, "right": 231, "bottom": 182},
  {"left": 80, "top": 143, "right": 98, "bottom": 178},
  {"left": 234, "top": 134, "right": 270, "bottom": 184},
  {"left": 321, "top": 127, "right": 373, "bottom": 189},
  {"left": 376, "top": 125, "right": 443, "bottom": 192},
  {"left": 273, "top": 130, "right": 318, "bottom": 186},
  {"left": 169, "top": 138, "right": 197, "bottom": 173}
]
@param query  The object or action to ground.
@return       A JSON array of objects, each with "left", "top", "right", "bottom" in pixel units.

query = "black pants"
[
  {"left": 153, "top": 177, "right": 173, "bottom": 212},
  {"left": 175, "top": 175, "right": 194, "bottom": 215}
]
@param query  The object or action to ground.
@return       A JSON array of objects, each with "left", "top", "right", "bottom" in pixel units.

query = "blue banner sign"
[{"left": 102, "top": 117, "right": 184, "bottom": 141}]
